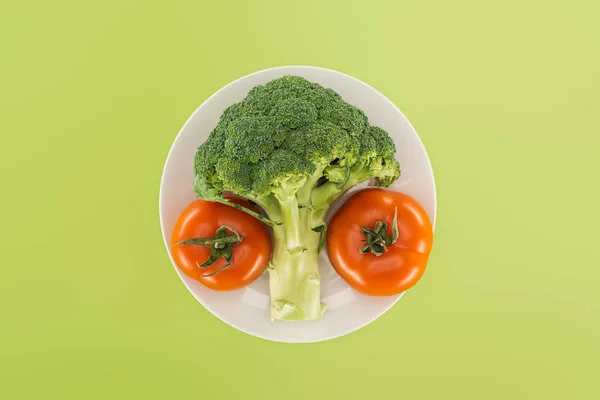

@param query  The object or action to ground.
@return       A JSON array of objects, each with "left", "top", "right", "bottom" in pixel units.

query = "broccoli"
[{"left": 193, "top": 75, "right": 400, "bottom": 321}]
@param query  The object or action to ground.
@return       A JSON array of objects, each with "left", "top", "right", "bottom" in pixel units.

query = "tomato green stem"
[
  {"left": 359, "top": 207, "right": 398, "bottom": 256},
  {"left": 172, "top": 225, "right": 243, "bottom": 276}
]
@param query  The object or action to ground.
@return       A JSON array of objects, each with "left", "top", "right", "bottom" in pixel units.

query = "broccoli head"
[{"left": 193, "top": 75, "right": 400, "bottom": 321}]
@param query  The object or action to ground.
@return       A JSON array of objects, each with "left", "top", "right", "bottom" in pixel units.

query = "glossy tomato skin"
[
  {"left": 327, "top": 188, "right": 433, "bottom": 296},
  {"left": 170, "top": 195, "right": 271, "bottom": 291}
]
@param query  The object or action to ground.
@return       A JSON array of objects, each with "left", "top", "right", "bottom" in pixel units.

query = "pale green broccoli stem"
[
  {"left": 296, "top": 166, "right": 326, "bottom": 206},
  {"left": 267, "top": 196, "right": 325, "bottom": 321},
  {"left": 277, "top": 195, "right": 304, "bottom": 251},
  {"left": 310, "top": 165, "right": 371, "bottom": 222},
  {"left": 247, "top": 193, "right": 282, "bottom": 223},
  {"left": 249, "top": 179, "right": 326, "bottom": 321}
]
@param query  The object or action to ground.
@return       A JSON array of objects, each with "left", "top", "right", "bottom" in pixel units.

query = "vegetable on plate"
[
  {"left": 171, "top": 195, "right": 271, "bottom": 291},
  {"left": 192, "top": 76, "right": 401, "bottom": 320},
  {"left": 327, "top": 188, "right": 433, "bottom": 296}
]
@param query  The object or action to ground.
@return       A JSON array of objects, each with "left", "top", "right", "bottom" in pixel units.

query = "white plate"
[{"left": 159, "top": 66, "right": 436, "bottom": 343}]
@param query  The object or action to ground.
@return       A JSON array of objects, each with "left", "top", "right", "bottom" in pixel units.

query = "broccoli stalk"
[
  {"left": 267, "top": 191, "right": 324, "bottom": 320},
  {"left": 253, "top": 171, "right": 336, "bottom": 320},
  {"left": 193, "top": 76, "right": 400, "bottom": 321}
]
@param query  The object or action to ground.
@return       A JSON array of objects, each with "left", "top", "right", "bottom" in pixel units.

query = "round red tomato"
[
  {"left": 327, "top": 188, "right": 433, "bottom": 296},
  {"left": 171, "top": 195, "right": 271, "bottom": 291}
]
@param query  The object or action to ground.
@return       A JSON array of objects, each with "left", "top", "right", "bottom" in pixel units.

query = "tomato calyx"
[
  {"left": 359, "top": 207, "right": 399, "bottom": 256},
  {"left": 173, "top": 225, "right": 243, "bottom": 277}
]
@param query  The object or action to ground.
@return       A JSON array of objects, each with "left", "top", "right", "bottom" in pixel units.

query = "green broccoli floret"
[{"left": 193, "top": 75, "right": 400, "bottom": 321}]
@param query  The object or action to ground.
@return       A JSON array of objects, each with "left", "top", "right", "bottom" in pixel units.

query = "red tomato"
[
  {"left": 327, "top": 188, "right": 433, "bottom": 296},
  {"left": 171, "top": 195, "right": 271, "bottom": 291}
]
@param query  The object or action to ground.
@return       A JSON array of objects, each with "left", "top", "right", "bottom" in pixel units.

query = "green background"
[{"left": 2, "top": 0, "right": 599, "bottom": 398}]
